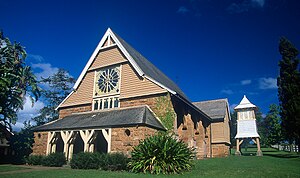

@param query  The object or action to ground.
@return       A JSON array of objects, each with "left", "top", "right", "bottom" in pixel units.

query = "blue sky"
[{"left": 1, "top": 0, "right": 299, "bottom": 130}]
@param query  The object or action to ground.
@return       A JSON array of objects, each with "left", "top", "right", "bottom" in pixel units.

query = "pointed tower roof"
[{"left": 234, "top": 95, "right": 256, "bottom": 110}]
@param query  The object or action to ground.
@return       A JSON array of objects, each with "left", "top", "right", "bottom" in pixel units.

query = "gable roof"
[
  {"left": 34, "top": 106, "right": 166, "bottom": 131},
  {"left": 57, "top": 28, "right": 188, "bottom": 109},
  {"left": 56, "top": 28, "right": 211, "bottom": 121},
  {"left": 193, "top": 99, "right": 230, "bottom": 121},
  {"left": 113, "top": 33, "right": 189, "bottom": 100}
]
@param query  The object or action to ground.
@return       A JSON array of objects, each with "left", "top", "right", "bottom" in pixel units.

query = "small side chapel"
[{"left": 32, "top": 28, "right": 230, "bottom": 160}]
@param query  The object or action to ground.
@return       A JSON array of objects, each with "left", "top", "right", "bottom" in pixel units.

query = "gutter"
[{"left": 173, "top": 94, "right": 212, "bottom": 122}]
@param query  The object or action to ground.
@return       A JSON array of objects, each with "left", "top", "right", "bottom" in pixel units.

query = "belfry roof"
[{"left": 234, "top": 95, "right": 256, "bottom": 110}]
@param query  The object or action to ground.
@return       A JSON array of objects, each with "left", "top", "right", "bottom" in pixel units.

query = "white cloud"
[
  {"left": 13, "top": 96, "right": 45, "bottom": 131},
  {"left": 177, "top": 6, "right": 189, "bottom": 14},
  {"left": 27, "top": 54, "right": 44, "bottom": 62},
  {"left": 221, "top": 89, "right": 234, "bottom": 95},
  {"left": 241, "top": 79, "right": 252, "bottom": 85},
  {"left": 31, "top": 63, "right": 59, "bottom": 80},
  {"left": 259, "top": 77, "right": 278, "bottom": 89},
  {"left": 252, "top": 0, "right": 265, "bottom": 7},
  {"left": 18, "top": 96, "right": 45, "bottom": 114},
  {"left": 12, "top": 122, "right": 24, "bottom": 132},
  {"left": 227, "top": 0, "right": 265, "bottom": 14}
]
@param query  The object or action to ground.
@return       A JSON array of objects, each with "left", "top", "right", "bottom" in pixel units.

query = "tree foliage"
[
  {"left": 32, "top": 69, "right": 75, "bottom": 125},
  {"left": 263, "top": 104, "right": 283, "bottom": 146},
  {"left": 230, "top": 111, "right": 237, "bottom": 146},
  {"left": 10, "top": 121, "right": 34, "bottom": 164},
  {"left": 277, "top": 37, "right": 300, "bottom": 146},
  {"left": 0, "top": 31, "right": 40, "bottom": 131},
  {"left": 255, "top": 107, "right": 268, "bottom": 146}
]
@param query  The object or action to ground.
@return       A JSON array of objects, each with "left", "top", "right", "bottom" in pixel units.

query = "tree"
[
  {"left": 32, "top": 69, "right": 75, "bottom": 125},
  {"left": 0, "top": 31, "right": 40, "bottom": 131},
  {"left": 230, "top": 111, "right": 237, "bottom": 146},
  {"left": 277, "top": 37, "right": 300, "bottom": 148},
  {"left": 255, "top": 107, "right": 268, "bottom": 146},
  {"left": 9, "top": 121, "right": 34, "bottom": 164},
  {"left": 264, "top": 104, "right": 283, "bottom": 148}
]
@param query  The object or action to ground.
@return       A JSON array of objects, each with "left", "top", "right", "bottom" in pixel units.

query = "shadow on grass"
[
  {"left": 263, "top": 153, "right": 300, "bottom": 159},
  {"left": 231, "top": 147, "right": 300, "bottom": 158},
  {"left": 239, "top": 150, "right": 300, "bottom": 158}
]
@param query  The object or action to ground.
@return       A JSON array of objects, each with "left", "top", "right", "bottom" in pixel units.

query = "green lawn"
[
  {"left": 0, "top": 165, "right": 30, "bottom": 172},
  {"left": 1, "top": 148, "right": 299, "bottom": 178}
]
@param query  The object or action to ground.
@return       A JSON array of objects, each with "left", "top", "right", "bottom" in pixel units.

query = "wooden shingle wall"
[
  {"left": 120, "top": 63, "right": 166, "bottom": 99},
  {"left": 59, "top": 45, "right": 166, "bottom": 113}
]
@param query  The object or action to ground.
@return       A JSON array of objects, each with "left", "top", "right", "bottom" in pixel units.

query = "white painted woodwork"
[
  {"left": 102, "top": 129, "right": 111, "bottom": 153},
  {"left": 80, "top": 129, "right": 95, "bottom": 152},
  {"left": 46, "top": 132, "right": 56, "bottom": 155},
  {"left": 61, "top": 130, "right": 74, "bottom": 160}
]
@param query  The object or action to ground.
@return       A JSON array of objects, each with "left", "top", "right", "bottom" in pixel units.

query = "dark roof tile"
[
  {"left": 33, "top": 106, "right": 166, "bottom": 131},
  {"left": 193, "top": 99, "right": 228, "bottom": 120}
]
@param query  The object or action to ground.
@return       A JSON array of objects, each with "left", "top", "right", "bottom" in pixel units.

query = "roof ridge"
[
  {"left": 66, "top": 105, "right": 149, "bottom": 116},
  {"left": 112, "top": 30, "right": 190, "bottom": 101},
  {"left": 193, "top": 98, "right": 228, "bottom": 104}
]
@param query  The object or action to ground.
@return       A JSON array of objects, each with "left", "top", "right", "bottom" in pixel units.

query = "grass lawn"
[
  {"left": 0, "top": 165, "right": 30, "bottom": 172},
  {"left": 1, "top": 147, "right": 299, "bottom": 178}
]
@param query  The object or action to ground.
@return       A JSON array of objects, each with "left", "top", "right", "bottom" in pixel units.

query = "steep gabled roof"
[
  {"left": 193, "top": 99, "right": 230, "bottom": 121},
  {"left": 57, "top": 28, "right": 189, "bottom": 109},
  {"left": 56, "top": 28, "right": 211, "bottom": 121},
  {"left": 113, "top": 32, "right": 189, "bottom": 101},
  {"left": 34, "top": 106, "right": 166, "bottom": 131}
]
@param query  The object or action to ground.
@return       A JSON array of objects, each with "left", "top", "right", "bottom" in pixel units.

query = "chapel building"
[{"left": 32, "top": 28, "right": 230, "bottom": 160}]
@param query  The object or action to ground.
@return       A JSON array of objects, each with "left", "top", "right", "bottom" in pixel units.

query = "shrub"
[
  {"left": 103, "top": 152, "right": 129, "bottom": 171},
  {"left": 42, "top": 152, "right": 66, "bottom": 167},
  {"left": 26, "top": 155, "right": 44, "bottom": 165},
  {"left": 70, "top": 152, "right": 129, "bottom": 171},
  {"left": 70, "top": 152, "right": 102, "bottom": 169},
  {"left": 128, "top": 133, "right": 194, "bottom": 174}
]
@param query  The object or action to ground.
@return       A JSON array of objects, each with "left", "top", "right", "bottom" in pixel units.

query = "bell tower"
[{"left": 234, "top": 95, "right": 262, "bottom": 156}]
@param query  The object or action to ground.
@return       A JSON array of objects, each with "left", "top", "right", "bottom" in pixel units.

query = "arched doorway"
[
  {"left": 94, "top": 130, "right": 108, "bottom": 153},
  {"left": 55, "top": 132, "right": 64, "bottom": 153},
  {"left": 73, "top": 133, "right": 84, "bottom": 154}
]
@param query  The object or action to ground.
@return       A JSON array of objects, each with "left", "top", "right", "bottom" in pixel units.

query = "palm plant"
[{"left": 129, "top": 133, "right": 194, "bottom": 174}]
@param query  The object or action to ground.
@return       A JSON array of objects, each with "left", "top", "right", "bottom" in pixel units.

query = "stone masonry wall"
[
  {"left": 177, "top": 115, "right": 211, "bottom": 159},
  {"left": 120, "top": 93, "right": 168, "bottom": 113},
  {"left": 212, "top": 143, "right": 230, "bottom": 157},
  {"left": 58, "top": 104, "right": 92, "bottom": 119},
  {"left": 110, "top": 126, "right": 157, "bottom": 155},
  {"left": 32, "top": 132, "right": 48, "bottom": 156},
  {"left": 120, "top": 93, "right": 176, "bottom": 130}
]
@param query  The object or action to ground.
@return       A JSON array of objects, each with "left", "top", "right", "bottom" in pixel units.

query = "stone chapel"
[{"left": 32, "top": 28, "right": 231, "bottom": 160}]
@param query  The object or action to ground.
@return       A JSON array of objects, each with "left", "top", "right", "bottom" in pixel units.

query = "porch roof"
[{"left": 33, "top": 106, "right": 166, "bottom": 131}]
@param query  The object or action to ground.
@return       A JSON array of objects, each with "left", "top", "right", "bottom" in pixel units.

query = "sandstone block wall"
[
  {"left": 110, "top": 126, "right": 157, "bottom": 155},
  {"left": 212, "top": 143, "right": 230, "bottom": 157},
  {"left": 32, "top": 132, "right": 48, "bottom": 156},
  {"left": 58, "top": 104, "right": 92, "bottom": 118},
  {"left": 177, "top": 115, "right": 211, "bottom": 159},
  {"left": 120, "top": 93, "right": 167, "bottom": 112}
]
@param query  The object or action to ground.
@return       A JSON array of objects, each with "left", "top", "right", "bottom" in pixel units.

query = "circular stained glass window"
[{"left": 97, "top": 68, "right": 119, "bottom": 93}]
